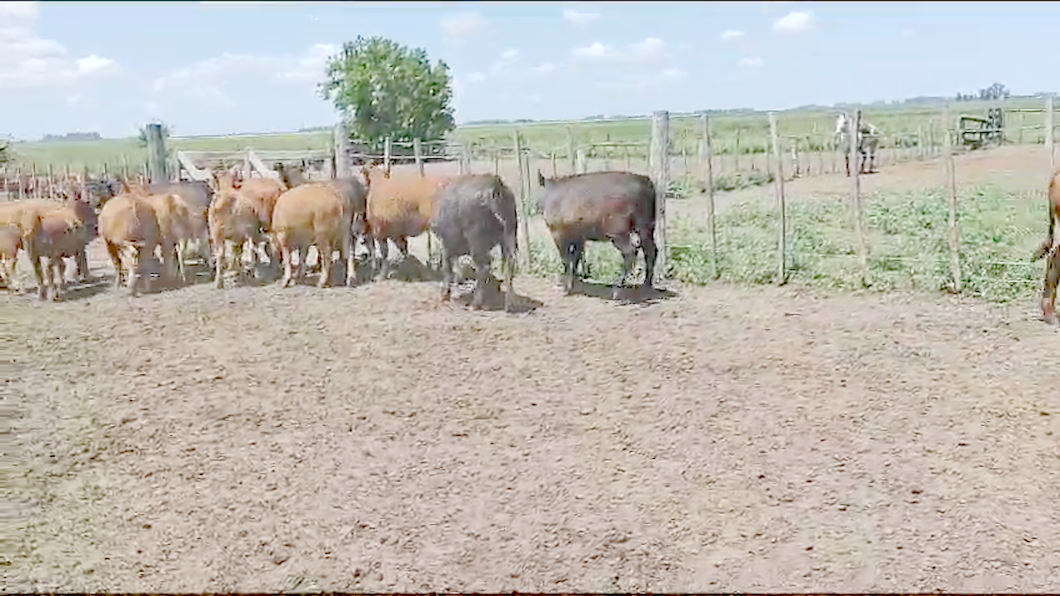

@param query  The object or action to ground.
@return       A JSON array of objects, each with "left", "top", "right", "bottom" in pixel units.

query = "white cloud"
[
  {"left": 660, "top": 68, "right": 687, "bottom": 80},
  {"left": 738, "top": 57, "right": 763, "bottom": 69},
  {"left": 440, "top": 11, "right": 488, "bottom": 42},
  {"left": 532, "top": 62, "right": 557, "bottom": 75},
  {"left": 773, "top": 11, "right": 813, "bottom": 33},
  {"left": 571, "top": 37, "right": 668, "bottom": 66},
  {"left": 152, "top": 43, "right": 336, "bottom": 104},
  {"left": 720, "top": 29, "right": 746, "bottom": 42},
  {"left": 562, "top": 8, "right": 600, "bottom": 26},
  {"left": 65, "top": 93, "right": 83, "bottom": 106},
  {"left": 466, "top": 71, "right": 487, "bottom": 84},
  {"left": 487, "top": 48, "right": 521, "bottom": 78},
  {"left": 628, "top": 37, "right": 666, "bottom": 62},
  {"left": 0, "top": 2, "right": 122, "bottom": 91},
  {"left": 525, "top": 93, "right": 543, "bottom": 104}
]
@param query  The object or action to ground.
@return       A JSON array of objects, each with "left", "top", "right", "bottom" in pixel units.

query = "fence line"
[{"left": 2, "top": 96, "right": 1056, "bottom": 304}]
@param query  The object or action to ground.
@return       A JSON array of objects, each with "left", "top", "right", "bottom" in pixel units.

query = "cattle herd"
[
  {"left": 0, "top": 163, "right": 662, "bottom": 312},
  {"left": 1, "top": 153, "right": 1058, "bottom": 324}
]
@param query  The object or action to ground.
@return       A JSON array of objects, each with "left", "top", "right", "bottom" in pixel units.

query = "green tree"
[
  {"left": 319, "top": 36, "right": 455, "bottom": 153},
  {"left": 0, "top": 142, "right": 9, "bottom": 165}
]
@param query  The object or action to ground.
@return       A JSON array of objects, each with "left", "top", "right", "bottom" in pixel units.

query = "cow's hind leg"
[
  {"left": 640, "top": 228, "right": 658, "bottom": 292},
  {"left": 375, "top": 237, "right": 391, "bottom": 281},
  {"left": 51, "top": 257, "right": 67, "bottom": 301},
  {"left": 106, "top": 241, "right": 123, "bottom": 289},
  {"left": 214, "top": 239, "right": 227, "bottom": 289},
  {"left": 609, "top": 234, "right": 638, "bottom": 301},
  {"left": 439, "top": 243, "right": 454, "bottom": 302},
  {"left": 316, "top": 240, "right": 334, "bottom": 288},
  {"left": 1042, "top": 246, "right": 1060, "bottom": 325}
]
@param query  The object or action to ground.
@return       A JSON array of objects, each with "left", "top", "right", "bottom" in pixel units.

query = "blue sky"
[{"left": 0, "top": 1, "right": 1055, "bottom": 140}]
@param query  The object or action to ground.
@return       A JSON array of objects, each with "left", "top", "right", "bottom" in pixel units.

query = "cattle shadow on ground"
[
  {"left": 355, "top": 254, "right": 443, "bottom": 284},
  {"left": 568, "top": 280, "right": 678, "bottom": 305},
  {"left": 447, "top": 280, "right": 544, "bottom": 314}
]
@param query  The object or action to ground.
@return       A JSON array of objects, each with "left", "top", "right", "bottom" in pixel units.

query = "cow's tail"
[
  {"left": 1034, "top": 175, "right": 1060, "bottom": 261},
  {"left": 1033, "top": 207, "right": 1058, "bottom": 261},
  {"left": 488, "top": 176, "right": 519, "bottom": 262}
]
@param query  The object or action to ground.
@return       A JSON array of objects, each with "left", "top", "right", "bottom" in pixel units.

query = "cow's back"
[
  {"left": 100, "top": 194, "right": 159, "bottom": 245},
  {"left": 541, "top": 171, "right": 655, "bottom": 230}
]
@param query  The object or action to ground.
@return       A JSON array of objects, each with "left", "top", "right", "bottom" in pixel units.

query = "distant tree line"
[
  {"left": 956, "top": 82, "right": 1010, "bottom": 102},
  {"left": 40, "top": 132, "right": 102, "bottom": 142}
]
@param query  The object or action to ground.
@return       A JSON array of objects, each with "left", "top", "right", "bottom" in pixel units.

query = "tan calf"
[
  {"left": 208, "top": 183, "right": 267, "bottom": 289},
  {"left": 270, "top": 183, "right": 355, "bottom": 288},
  {"left": 1035, "top": 170, "right": 1060, "bottom": 324},
  {"left": 98, "top": 194, "right": 162, "bottom": 296},
  {"left": 360, "top": 164, "right": 450, "bottom": 280},
  {"left": 19, "top": 197, "right": 95, "bottom": 301}
]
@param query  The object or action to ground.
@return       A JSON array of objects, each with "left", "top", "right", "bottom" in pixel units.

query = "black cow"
[
  {"left": 537, "top": 170, "right": 657, "bottom": 300},
  {"left": 431, "top": 174, "right": 518, "bottom": 312}
]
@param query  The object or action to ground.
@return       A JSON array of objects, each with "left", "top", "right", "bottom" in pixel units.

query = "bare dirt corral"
[{"left": 4, "top": 144, "right": 1060, "bottom": 593}]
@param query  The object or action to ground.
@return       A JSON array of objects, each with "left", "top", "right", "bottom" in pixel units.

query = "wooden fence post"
[
  {"left": 333, "top": 123, "right": 352, "bottom": 179},
  {"left": 31, "top": 164, "right": 37, "bottom": 199},
  {"left": 456, "top": 144, "right": 466, "bottom": 175},
  {"left": 700, "top": 114, "right": 718, "bottom": 279},
  {"left": 849, "top": 110, "right": 870, "bottom": 287},
  {"left": 413, "top": 137, "right": 425, "bottom": 178},
  {"left": 574, "top": 149, "right": 587, "bottom": 175},
  {"left": 942, "top": 103, "right": 962, "bottom": 293},
  {"left": 512, "top": 131, "right": 531, "bottom": 270},
  {"left": 121, "top": 155, "right": 129, "bottom": 180},
  {"left": 768, "top": 112, "right": 787, "bottom": 285},
  {"left": 383, "top": 136, "right": 392, "bottom": 176},
  {"left": 649, "top": 110, "right": 670, "bottom": 281},
  {"left": 145, "top": 123, "right": 168, "bottom": 184},
  {"left": 566, "top": 127, "right": 576, "bottom": 174},
  {"left": 16, "top": 167, "right": 23, "bottom": 200},
  {"left": 1046, "top": 94, "right": 1055, "bottom": 169}
]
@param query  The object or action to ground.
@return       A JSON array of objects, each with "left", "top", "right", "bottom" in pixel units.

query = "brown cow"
[
  {"left": 0, "top": 222, "right": 22, "bottom": 292},
  {"left": 211, "top": 168, "right": 284, "bottom": 268},
  {"left": 123, "top": 179, "right": 198, "bottom": 286},
  {"left": 123, "top": 177, "right": 213, "bottom": 273},
  {"left": 537, "top": 170, "right": 657, "bottom": 300},
  {"left": 19, "top": 196, "right": 95, "bottom": 301},
  {"left": 1, "top": 198, "right": 95, "bottom": 283},
  {"left": 276, "top": 163, "right": 368, "bottom": 272},
  {"left": 270, "top": 182, "right": 355, "bottom": 288},
  {"left": 208, "top": 173, "right": 267, "bottom": 288},
  {"left": 359, "top": 164, "right": 450, "bottom": 280},
  {"left": 1034, "top": 170, "right": 1060, "bottom": 324},
  {"left": 98, "top": 193, "right": 162, "bottom": 296}
]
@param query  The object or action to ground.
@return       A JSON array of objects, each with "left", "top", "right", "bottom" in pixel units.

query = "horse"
[{"left": 835, "top": 112, "right": 881, "bottom": 176}]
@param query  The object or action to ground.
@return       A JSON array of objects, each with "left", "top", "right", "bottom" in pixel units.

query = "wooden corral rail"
[{"left": 959, "top": 108, "right": 1004, "bottom": 149}]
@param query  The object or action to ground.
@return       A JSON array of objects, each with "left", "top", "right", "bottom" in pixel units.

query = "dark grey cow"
[
  {"left": 536, "top": 170, "right": 657, "bottom": 300},
  {"left": 431, "top": 174, "right": 518, "bottom": 312}
]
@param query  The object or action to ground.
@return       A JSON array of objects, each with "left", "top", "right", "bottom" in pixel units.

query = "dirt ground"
[{"left": 5, "top": 145, "right": 1060, "bottom": 593}]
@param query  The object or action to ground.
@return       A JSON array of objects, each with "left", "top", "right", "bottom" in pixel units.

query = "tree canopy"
[
  {"left": 319, "top": 36, "right": 455, "bottom": 150},
  {"left": 0, "top": 142, "right": 9, "bottom": 165}
]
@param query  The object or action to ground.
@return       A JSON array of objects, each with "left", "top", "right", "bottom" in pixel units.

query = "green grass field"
[
  {"left": 521, "top": 185, "right": 1048, "bottom": 304},
  {"left": 3, "top": 97, "right": 1053, "bottom": 171}
]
